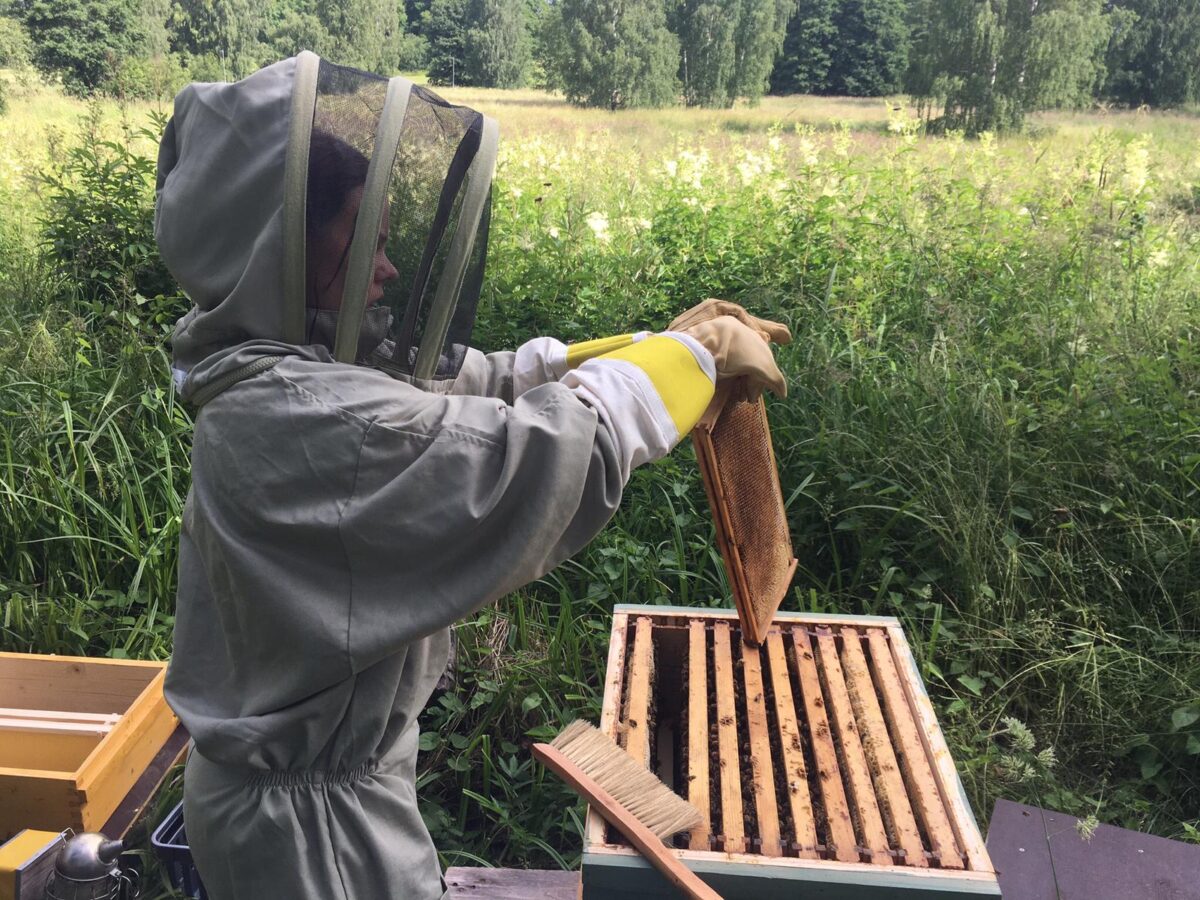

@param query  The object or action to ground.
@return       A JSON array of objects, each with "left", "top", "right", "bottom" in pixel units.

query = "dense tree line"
[
  {"left": 905, "top": 0, "right": 1114, "bottom": 133},
  {"left": 771, "top": 0, "right": 909, "bottom": 96},
  {"left": 0, "top": 0, "right": 793, "bottom": 107},
  {"left": 0, "top": 0, "right": 1197, "bottom": 123},
  {"left": 775, "top": 0, "right": 1199, "bottom": 131}
]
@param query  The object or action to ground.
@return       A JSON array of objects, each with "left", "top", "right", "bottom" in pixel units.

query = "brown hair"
[
  {"left": 306, "top": 129, "right": 369, "bottom": 238},
  {"left": 305, "top": 129, "right": 370, "bottom": 298}
]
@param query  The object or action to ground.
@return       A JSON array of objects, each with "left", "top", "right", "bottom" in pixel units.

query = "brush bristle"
[{"left": 551, "top": 720, "right": 702, "bottom": 841}]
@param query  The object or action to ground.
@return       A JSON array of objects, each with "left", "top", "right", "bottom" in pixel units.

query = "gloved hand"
[
  {"left": 669, "top": 298, "right": 791, "bottom": 347},
  {"left": 679, "top": 315, "right": 787, "bottom": 400}
]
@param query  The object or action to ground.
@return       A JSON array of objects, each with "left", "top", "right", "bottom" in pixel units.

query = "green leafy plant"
[{"left": 39, "top": 107, "right": 185, "bottom": 332}]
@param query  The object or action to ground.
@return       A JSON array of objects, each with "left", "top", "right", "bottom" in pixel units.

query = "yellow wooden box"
[{"left": 0, "top": 652, "right": 179, "bottom": 842}]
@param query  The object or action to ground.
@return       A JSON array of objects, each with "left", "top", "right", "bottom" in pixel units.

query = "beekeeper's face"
[{"left": 309, "top": 186, "right": 399, "bottom": 311}]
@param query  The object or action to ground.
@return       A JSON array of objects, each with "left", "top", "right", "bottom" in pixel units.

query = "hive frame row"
[{"left": 581, "top": 605, "right": 999, "bottom": 899}]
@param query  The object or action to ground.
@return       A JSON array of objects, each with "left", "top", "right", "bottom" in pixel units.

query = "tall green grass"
[
  {"left": 0, "top": 301, "right": 188, "bottom": 659},
  {"left": 0, "top": 90, "right": 1197, "bottom": 888}
]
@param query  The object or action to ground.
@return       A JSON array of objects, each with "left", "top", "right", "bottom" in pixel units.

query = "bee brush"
[{"left": 532, "top": 720, "right": 722, "bottom": 900}]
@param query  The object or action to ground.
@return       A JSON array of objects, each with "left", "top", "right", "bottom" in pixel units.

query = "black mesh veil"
[{"left": 295, "top": 55, "right": 498, "bottom": 381}]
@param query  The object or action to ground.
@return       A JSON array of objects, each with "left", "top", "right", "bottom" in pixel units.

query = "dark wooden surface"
[
  {"left": 102, "top": 723, "right": 189, "bottom": 838},
  {"left": 445, "top": 866, "right": 578, "bottom": 899},
  {"left": 986, "top": 799, "right": 1200, "bottom": 899}
]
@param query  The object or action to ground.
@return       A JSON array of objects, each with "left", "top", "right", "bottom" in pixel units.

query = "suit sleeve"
[
  {"left": 340, "top": 382, "right": 624, "bottom": 668},
  {"left": 447, "top": 347, "right": 518, "bottom": 401},
  {"left": 340, "top": 331, "right": 715, "bottom": 668},
  {"left": 449, "top": 334, "right": 648, "bottom": 401}
]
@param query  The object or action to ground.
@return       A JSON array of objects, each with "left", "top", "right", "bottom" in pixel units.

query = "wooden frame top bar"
[{"left": 612, "top": 605, "right": 901, "bottom": 628}]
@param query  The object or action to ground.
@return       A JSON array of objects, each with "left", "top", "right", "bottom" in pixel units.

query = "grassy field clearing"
[
  {"left": 3, "top": 73, "right": 1199, "bottom": 152},
  {"left": 1, "top": 76, "right": 1198, "bottom": 893}
]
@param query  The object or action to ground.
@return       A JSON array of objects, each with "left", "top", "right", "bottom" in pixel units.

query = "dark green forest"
[{"left": 1, "top": 0, "right": 1199, "bottom": 132}]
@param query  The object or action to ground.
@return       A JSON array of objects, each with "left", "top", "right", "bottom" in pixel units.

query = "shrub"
[
  {"left": 21, "top": 0, "right": 145, "bottom": 97},
  {"left": 0, "top": 14, "right": 32, "bottom": 69},
  {"left": 107, "top": 53, "right": 189, "bottom": 102},
  {"left": 38, "top": 108, "right": 186, "bottom": 333}
]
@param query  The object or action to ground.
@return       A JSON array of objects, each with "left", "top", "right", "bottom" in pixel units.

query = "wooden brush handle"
[{"left": 532, "top": 743, "right": 723, "bottom": 900}]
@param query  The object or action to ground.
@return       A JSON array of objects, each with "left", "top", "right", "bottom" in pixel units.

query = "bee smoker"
[{"left": 44, "top": 832, "right": 138, "bottom": 900}]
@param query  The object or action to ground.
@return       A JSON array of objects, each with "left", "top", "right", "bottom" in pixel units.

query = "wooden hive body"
[
  {"left": 0, "top": 652, "right": 179, "bottom": 841},
  {"left": 582, "top": 606, "right": 1000, "bottom": 899}
]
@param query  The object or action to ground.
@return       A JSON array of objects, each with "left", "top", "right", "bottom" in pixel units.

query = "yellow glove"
[
  {"left": 680, "top": 315, "right": 787, "bottom": 400},
  {"left": 669, "top": 298, "right": 792, "bottom": 346}
]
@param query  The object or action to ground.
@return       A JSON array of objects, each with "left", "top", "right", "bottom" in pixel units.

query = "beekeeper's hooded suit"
[{"left": 156, "top": 54, "right": 724, "bottom": 899}]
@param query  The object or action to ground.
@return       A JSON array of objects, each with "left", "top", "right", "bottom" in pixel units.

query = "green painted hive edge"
[{"left": 581, "top": 850, "right": 1003, "bottom": 899}]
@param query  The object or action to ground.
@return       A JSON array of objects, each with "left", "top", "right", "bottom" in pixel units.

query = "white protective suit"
[{"left": 156, "top": 54, "right": 719, "bottom": 898}]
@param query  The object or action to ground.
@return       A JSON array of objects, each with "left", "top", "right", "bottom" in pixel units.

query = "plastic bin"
[{"left": 150, "top": 802, "right": 207, "bottom": 900}]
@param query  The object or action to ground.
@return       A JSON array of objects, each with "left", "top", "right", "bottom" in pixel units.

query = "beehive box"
[
  {"left": 0, "top": 652, "right": 179, "bottom": 841},
  {"left": 582, "top": 606, "right": 1000, "bottom": 898}
]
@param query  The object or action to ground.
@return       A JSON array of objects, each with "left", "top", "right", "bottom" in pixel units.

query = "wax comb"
[{"left": 692, "top": 380, "right": 798, "bottom": 645}]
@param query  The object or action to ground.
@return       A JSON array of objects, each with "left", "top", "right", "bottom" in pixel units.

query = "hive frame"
[{"left": 692, "top": 384, "right": 798, "bottom": 645}]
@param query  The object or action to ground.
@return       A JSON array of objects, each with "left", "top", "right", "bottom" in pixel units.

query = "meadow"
[{"left": 1, "top": 73, "right": 1198, "bottom": 891}]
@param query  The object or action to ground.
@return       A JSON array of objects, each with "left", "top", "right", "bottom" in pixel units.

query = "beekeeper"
[{"left": 156, "top": 53, "right": 790, "bottom": 899}]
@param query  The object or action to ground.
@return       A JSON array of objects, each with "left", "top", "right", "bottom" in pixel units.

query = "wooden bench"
[{"left": 446, "top": 867, "right": 578, "bottom": 899}]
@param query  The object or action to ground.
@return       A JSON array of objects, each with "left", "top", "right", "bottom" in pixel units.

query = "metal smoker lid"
[{"left": 692, "top": 380, "right": 798, "bottom": 645}]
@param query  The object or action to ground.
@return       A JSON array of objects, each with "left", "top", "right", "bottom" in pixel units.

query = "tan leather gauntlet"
[
  {"left": 679, "top": 315, "right": 787, "bottom": 400},
  {"left": 669, "top": 298, "right": 791, "bottom": 346}
]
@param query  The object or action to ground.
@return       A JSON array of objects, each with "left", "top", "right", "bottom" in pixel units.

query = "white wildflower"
[
  {"left": 1121, "top": 135, "right": 1151, "bottom": 195},
  {"left": 585, "top": 211, "right": 610, "bottom": 242},
  {"left": 796, "top": 136, "right": 819, "bottom": 167},
  {"left": 677, "top": 149, "right": 708, "bottom": 190},
  {"left": 736, "top": 149, "right": 768, "bottom": 186},
  {"left": 1148, "top": 247, "right": 1171, "bottom": 268},
  {"left": 831, "top": 123, "right": 852, "bottom": 158},
  {"left": 886, "top": 103, "right": 921, "bottom": 136},
  {"left": 547, "top": 226, "right": 560, "bottom": 240}
]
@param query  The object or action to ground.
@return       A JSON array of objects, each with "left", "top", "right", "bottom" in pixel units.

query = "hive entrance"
[
  {"left": 692, "top": 383, "right": 797, "bottom": 645},
  {"left": 609, "top": 612, "right": 982, "bottom": 870}
]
